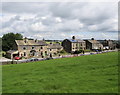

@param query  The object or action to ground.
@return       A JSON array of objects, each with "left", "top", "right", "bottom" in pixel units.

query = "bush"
[
  {"left": 79, "top": 49, "right": 83, "bottom": 53},
  {"left": 84, "top": 49, "right": 91, "bottom": 52}
]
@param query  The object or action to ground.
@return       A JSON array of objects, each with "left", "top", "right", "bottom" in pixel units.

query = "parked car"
[
  {"left": 14, "top": 57, "right": 20, "bottom": 60},
  {"left": 45, "top": 57, "right": 53, "bottom": 60},
  {"left": 27, "top": 58, "right": 39, "bottom": 62},
  {"left": 90, "top": 53, "right": 94, "bottom": 55}
]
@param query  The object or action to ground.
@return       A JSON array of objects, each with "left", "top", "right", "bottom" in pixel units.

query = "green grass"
[{"left": 2, "top": 52, "right": 118, "bottom": 93}]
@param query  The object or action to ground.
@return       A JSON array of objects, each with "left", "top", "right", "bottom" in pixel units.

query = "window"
[
  {"left": 41, "top": 52, "right": 43, "bottom": 55},
  {"left": 45, "top": 51, "right": 47, "bottom": 54},
  {"left": 50, "top": 49, "right": 52, "bottom": 51},
  {"left": 45, "top": 51, "right": 47, "bottom": 55},
  {"left": 23, "top": 47, "right": 26, "bottom": 50},
  {"left": 24, "top": 52, "right": 26, "bottom": 56},
  {"left": 41, "top": 47, "right": 43, "bottom": 49},
  {"left": 32, "top": 46, "right": 34, "bottom": 49}
]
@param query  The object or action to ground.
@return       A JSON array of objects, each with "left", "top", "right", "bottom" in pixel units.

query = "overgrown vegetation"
[
  {"left": 2, "top": 32, "right": 23, "bottom": 51},
  {"left": 2, "top": 52, "right": 118, "bottom": 93}
]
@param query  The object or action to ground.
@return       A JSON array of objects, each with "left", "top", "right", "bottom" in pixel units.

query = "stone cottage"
[
  {"left": 62, "top": 36, "right": 86, "bottom": 53},
  {"left": 84, "top": 38, "right": 103, "bottom": 50},
  {"left": 47, "top": 43, "right": 63, "bottom": 57},
  {"left": 98, "top": 39, "right": 116, "bottom": 50},
  {"left": 6, "top": 38, "right": 63, "bottom": 59}
]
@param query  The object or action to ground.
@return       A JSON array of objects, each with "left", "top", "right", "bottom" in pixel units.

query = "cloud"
[{"left": 1, "top": 2, "right": 118, "bottom": 40}]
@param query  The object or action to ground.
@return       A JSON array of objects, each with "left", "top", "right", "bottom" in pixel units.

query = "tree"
[
  {"left": 2, "top": 33, "right": 23, "bottom": 51},
  {"left": 0, "top": 37, "right": 2, "bottom": 52}
]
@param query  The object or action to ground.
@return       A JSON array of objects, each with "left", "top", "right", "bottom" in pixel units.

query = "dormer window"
[
  {"left": 23, "top": 47, "right": 26, "bottom": 50},
  {"left": 32, "top": 46, "right": 34, "bottom": 49}
]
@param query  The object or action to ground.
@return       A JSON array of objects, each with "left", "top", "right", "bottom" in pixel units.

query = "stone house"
[
  {"left": 14, "top": 38, "right": 48, "bottom": 58},
  {"left": 98, "top": 39, "right": 116, "bottom": 50},
  {"left": 84, "top": 38, "right": 103, "bottom": 50},
  {"left": 47, "top": 43, "right": 63, "bottom": 57},
  {"left": 62, "top": 36, "right": 86, "bottom": 53},
  {"left": 6, "top": 38, "right": 48, "bottom": 59},
  {"left": 6, "top": 38, "right": 63, "bottom": 59}
]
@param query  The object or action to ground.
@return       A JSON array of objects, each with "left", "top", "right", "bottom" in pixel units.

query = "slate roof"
[
  {"left": 15, "top": 39, "right": 47, "bottom": 46},
  {"left": 48, "top": 44, "right": 63, "bottom": 49},
  {"left": 68, "top": 39, "right": 85, "bottom": 43},
  {"left": 87, "top": 40, "right": 101, "bottom": 44},
  {"left": 7, "top": 50, "right": 18, "bottom": 54}
]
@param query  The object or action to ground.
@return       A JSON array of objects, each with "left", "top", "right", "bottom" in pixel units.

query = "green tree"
[
  {"left": 0, "top": 37, "right": 2, "bottom": 53},
  {"left": 2, "top": 33, "right": 23, "bottom": 51}
]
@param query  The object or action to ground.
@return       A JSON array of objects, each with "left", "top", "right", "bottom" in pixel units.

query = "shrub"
[{"left": 84, "top": 49, "right": 91, "bottom": 52}]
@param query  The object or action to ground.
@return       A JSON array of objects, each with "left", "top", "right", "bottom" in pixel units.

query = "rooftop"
[
  {"left": 68, "top": 39, "right": 85, "bottom": 43},
  {"left": 15, "top": 39, "right": 47, "bottom": 46},
  {"left": 48, "top": 44, "right": 63, "bottom": 49}
]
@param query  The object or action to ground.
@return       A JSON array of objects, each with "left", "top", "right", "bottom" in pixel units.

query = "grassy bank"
[{"left": 2, "top": 52, "right": 118, "bottom": 93}]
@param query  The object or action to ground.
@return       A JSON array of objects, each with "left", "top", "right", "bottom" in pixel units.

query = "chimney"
[
  {"left": 24, "top": 37, "right": 28, "bottom": 43},
  {"left": 91, "top": 38, "right": 94, "bottom": 40},
  {"left": 72, "top": 36, "right": 75, "bottom": 40},
  {"left": 35, "top": 39, "right": 37, "bottom": 42}
]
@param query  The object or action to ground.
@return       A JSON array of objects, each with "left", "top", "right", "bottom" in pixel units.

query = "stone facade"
[
  {"left": 98, "top": 40, "right": 116, "bottom": 50},
  {"left": 84, "top": 38, "right": 103, "bottom": 50},
  {"left": 8, "top": 38, "right": 63, "bottom": 59},
  {"left": 14, "top": 38, "right": 48, "bottom": 58},
  {"left": 62, "top": 36, "right": 86, "bottom": 53},
  {"left": 47, "top": 43, "right": 63, "bottom": 57}
]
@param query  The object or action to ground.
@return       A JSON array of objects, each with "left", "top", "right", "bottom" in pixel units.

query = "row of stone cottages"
[{"left": 6, "top": 36, "right": 116, "bottom": 59}]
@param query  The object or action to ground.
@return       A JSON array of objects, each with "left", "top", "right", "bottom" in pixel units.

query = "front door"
[{"left": 30, "top": 50, "right": 36, "bottom": 56}]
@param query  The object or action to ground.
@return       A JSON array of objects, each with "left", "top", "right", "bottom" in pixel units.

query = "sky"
[{"left": 0, "top": 1, "right": 118, "bottom": 40}]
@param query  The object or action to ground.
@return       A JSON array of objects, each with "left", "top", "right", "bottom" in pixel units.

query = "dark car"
[
  {"left": 27, "top": 58, "right": 39, "bottom": 62},
  {"left": 45, "top": 57, "right": 53, "bottom": 60}
]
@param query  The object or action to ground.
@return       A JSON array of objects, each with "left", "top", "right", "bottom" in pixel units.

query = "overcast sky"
[{"left": 0, "top": 1, "right": 118, "bottom": 40}]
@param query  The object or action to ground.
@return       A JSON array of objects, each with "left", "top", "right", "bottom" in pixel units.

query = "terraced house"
[
  {"left": 84, "top": 38, "right": 103, "bottom": 50},
  {"left": 98, "top": 39, "right": 116, "bottom": 50},
  {"left": 47, "top": 43, "right": 63, "bottom": 57},
  {"left": 6, "top": 38, "right": 63, "bottom": 59},
  {"left": 62, "top": 36, "right": 86, "bottom": 53}
]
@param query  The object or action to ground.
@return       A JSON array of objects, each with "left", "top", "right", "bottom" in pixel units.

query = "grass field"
[{"left": 2, "top": 52, "right": 118, "bottom": 93}]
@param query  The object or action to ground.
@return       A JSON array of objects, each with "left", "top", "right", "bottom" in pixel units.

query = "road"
[{"left": 1, "top": 49, "right": 118, "bottom": 64}]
